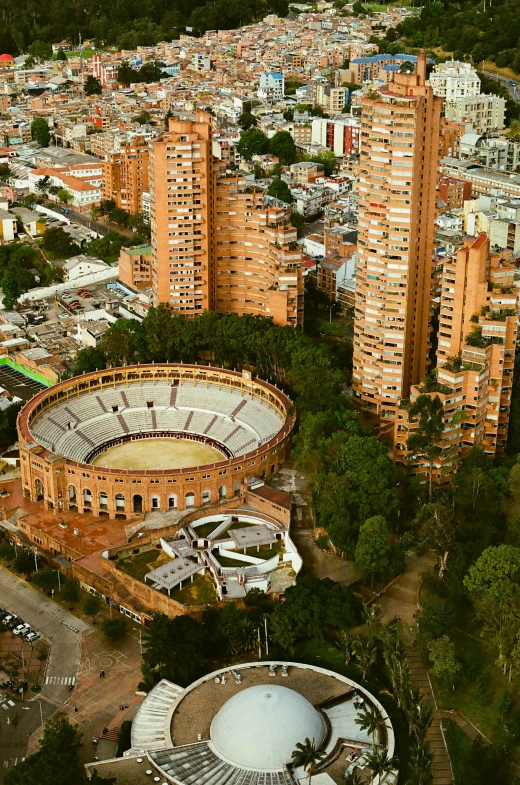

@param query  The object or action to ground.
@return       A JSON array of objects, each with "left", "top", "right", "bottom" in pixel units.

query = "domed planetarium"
[{"left": 87, "top": 661, "right": 397, "bottom": 785}]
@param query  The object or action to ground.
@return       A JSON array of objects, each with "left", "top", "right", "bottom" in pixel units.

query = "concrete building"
[
  {"left": 102, "top": 136, "right": 150, "bottom": 214},
  {"left": 311, "top": 116, "right": 361, "bottom": 157},
  {"left": 259, "top": 71, "right": 285, "bottom": 101},
  {"left": 428, "top": 60, "right": 481, "bottom": 101},
  {"left": 394, "top": 234, "right": 517, "bottom": 482},
  {"left": 118, "top": 245, "right": 153, "bottom": 290},
  {"left": 444, "top": 94, "right": 506, "bottom": 135},
  {"left": 353, "top": 53, "right": 442, "bottom": 419},
  {"left": 149, "top": 110, "right": 303, "bottom": 327},
  {"left": 438, "top": 176, "right": 472, "bottom": 209},
  {"left": 290, "top": 161, "right": 324, "bottom": 185}
]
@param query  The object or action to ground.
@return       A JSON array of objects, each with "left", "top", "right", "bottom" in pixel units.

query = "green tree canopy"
[
  {"left": 355, "top": 515, "right": 391, "bottom": 588},
  {"left": 238, "top": 111, "right": 257, "bottom": 130},
  {"left": 84, "top": 75, "right": 102, "bottom": 96},
  {"left": 30, "top": 117, "right": 51, "bottom": 147},
  {"left": 269, "top": 130, "right": 297, "bottom": 165},
  {"left": 236, "top": 129, "right": 269, "bottom": 160},
  {"left": 267, "top": 177, "right": 292, "bottom": 203}
]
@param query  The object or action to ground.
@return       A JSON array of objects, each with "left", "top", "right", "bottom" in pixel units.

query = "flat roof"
[
  {"left": 229, "top": 524, "right": 277, "bottom": 549},
  {"left": 145, "top": 557, "right": 202, "bottom": 590}
]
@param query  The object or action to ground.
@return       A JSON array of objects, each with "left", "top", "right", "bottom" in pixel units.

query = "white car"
[
  {"left": 26, "top": 632, "right": 40, "bottom": 643},
  {"left": 13, "top": 623, "right": 30, "bottom": 636}
]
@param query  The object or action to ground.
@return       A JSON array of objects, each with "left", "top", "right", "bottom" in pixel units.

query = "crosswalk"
[
  {"left": 0, "top": 699, "right": 15, "bottom": 710},
  {"left": 44, "top": 675, "right": 76, "bottom": 686},
  {"left": 2, "top": 758, "right": 25, "bottom": 769}
]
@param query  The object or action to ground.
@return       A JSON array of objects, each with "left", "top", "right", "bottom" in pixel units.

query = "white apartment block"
[
  {"left": 259, "top": 72, "right": 285, "bottom": 102},
  {"left": 429, "top": 60, "right": 481, "bottom": 100},
  {"left": 444, "top": 94, "right": 506, "bottom": 134}
]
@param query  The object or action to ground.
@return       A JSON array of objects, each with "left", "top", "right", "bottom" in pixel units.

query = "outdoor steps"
[
  {"left": 406, "top": 645, "right": 454, "bottom": 785},
  {"left": 131, "top": 679, "right": 184, "bottom": 751}
]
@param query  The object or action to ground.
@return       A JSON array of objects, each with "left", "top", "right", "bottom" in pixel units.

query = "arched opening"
[
  {"left": 168, "top": 494, "right": 177, "bottom": 509},
  {"left": 133, "top": 494, "right": 143, "bottom": 513},
  {"left": 233, "top": 481, "right": 241, "bottom": 494},
  {"left": 35, "top": 478, "right": 44, "bottom": 501},
  {"left": 83, "top": 488, "right": 92, "bottom": 508},
  {"left": 115, "top": 493, "right": 125, "bottom": 512},
  {"left": 68, "top": 485, "right": 76, "bottom": 503},
  {"left": 218, "top": 485, "right": 227, "bottom": 500},
  {"left": 202, "top": 489, "right": 211, "bottom": 505},
  {"left": 151, "top": 495, "right": 160, "bottom": 511},
  {"left": 185, "top": 491, "right": 195, "bottom": 509},
  {"left": 99, "top": 491, "right": 108, "bottom": 511}
]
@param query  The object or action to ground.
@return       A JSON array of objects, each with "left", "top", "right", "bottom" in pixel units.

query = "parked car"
[
  {"left": 6, "top": 617, "right": 20, "bottom": 630},
  {"left": 26, "top": 632, "right": 40, "bottom": 643},
  {"left": 13, "top": 623, "right": 30, "bottom": 636},
  {"left": 20, "top": 627, "right": 33, "bottom": 638},
  {"left": 2, "top": 614, "right": 17, "bottom": 626}
]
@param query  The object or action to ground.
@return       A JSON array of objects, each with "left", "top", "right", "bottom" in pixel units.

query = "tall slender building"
[
  {"left": 102, "top": 135, "right": 149, "bottom": 214},
  {"left": 353, "top": 54, "right": 442, "bottom": 419},
  {"left": 148, "top": 110, "right": 303, "bottom": 325}
]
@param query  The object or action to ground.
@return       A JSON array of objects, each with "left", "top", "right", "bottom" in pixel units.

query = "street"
[
  {"left": 66, "top": 209, "right": 110, "bottom": 238},
  {"left": 481, "top": 69, "right": 520, "bottom": 102},
  {"left": 0, "top": 567, "right": 91, "bottom": 780}
]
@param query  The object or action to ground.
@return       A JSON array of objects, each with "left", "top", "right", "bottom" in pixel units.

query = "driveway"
[{"left": 0, "top": 567, "right": 90, "bottom": 779}]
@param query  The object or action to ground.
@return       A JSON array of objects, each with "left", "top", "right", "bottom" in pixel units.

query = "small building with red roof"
[{"left": 0, "top": 54, "right": 14, "bottom": 69}]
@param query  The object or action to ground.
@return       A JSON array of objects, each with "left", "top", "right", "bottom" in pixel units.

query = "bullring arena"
[{"left": 17, "top": 364, "right": 295, "bottom": 519}]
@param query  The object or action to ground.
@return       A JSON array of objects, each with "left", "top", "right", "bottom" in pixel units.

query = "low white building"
[
  {"left": 63, "top": 255, "right": 110, "bottom": 281},
  {"left": 259, "top": 72, "right": 285, "bottom": 102},
  {"left": 0, "top": 208, "right": 16, "bottom": 241},
  {"left": 429, "top": 60, "right": 481, "bottom": 100}
]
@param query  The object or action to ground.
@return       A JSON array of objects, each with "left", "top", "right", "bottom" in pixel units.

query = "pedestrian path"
[
  {"left": 44, "top": 675, "right": 76, "bottom": 685},
  {"left": 2, "top": 757, "right": 24, "bottom": 769}
]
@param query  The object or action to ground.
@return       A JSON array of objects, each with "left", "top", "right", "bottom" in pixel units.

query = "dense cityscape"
[{"left": 1, "top": 2, "right": 520, "bottom": 784}]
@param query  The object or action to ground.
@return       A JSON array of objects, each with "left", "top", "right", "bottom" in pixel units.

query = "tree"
[
  {"left": 269, "top": 606, "right": 297, "bottom": 653},
  {"left": 117, "top": 61, "right": 138, "bottom": 86},
  {"left": 13, "top": 550, "right": 36, "bottom": 577},
  {"left": 427, "top": 635, "right": 461, "bottom": 688},
  {"left": 267, "top": 178, "right": 292, "bottom": 204},
  {"left": 61, "top": 579, "right": 81, "bottom": 607},
  {"left": 108, "top": 207, "right": 128, "bottom": 227},
  {"left": 309, "top": 150, "right": 336, "bottom": 176},
  {"left": 269, "top": 130, "right": 297, "bottom": 165},
  {"left": 135, "top": 110, "right": 151, "bottom": 125},
  {"left": 363, "top": 749, "right": 398, "bottom": 783},
  {"left": 30, "top": 117, "right": 51, "bottom": 147},
  {"left": 98, "top": 199, "right": 116, "bottom": 216},
  {"left": 142, "top": 613, "right": 209, "bottom": 688},
  {"left": 415, "top": 501, "right": 456, "bottom": 579},
  {"left": 32, "top": 569, "right": 60, "bottom": 593},
  {"left": 56, "top": 48, "right": 67, "bottom": 61},
  {"left": 291, "top": 737, "right": 325, "bottom": 784},
  {"left": 35, "top": 175, "right": 51, "bottom": 196},
  {"left": 409, "top": 739, "right": 434, "bottom": 785},
  {"left": 406, "top": 393, "right": 444, "bottom": 502},
  {"left": 101, "top": 616, "right": 127, "bottom": 641},
  {"left": 56, "top": 188, "right": 72, "bottom": 205},
  {"left": 352, "top": 636, "right": 378, "bottom": 681},
  {"left": 28, "top": 40, "right": 52, "bottom": 62},
  {"left": 354, "top": 706, "right": 387, "bottom": 751},
  {"left": 355, "top": 515, "right": 390, "bottom": 589},
  {"left": 72, "top": 346, "right": 107, "bottom": 375},
  {"left": 4, "top": 714, "right": 83, "bottom": 785},
  {"left": 238, "top": 111, "right": 257, "bottom": 130},
  {"left": 84, "top": 593, "right": 102, "bottom": 623},
  {"left": 236, "top": 129, "right": 269, "bottom": 160},
  {"left": 84, "top": 75, "right": 102, "bottom": 96},
  {"left": 41, "top": 227, "right": 79, "bottom": 259},
  {"left": 0, "top": 165, "right": 12, "bottom": 182}
]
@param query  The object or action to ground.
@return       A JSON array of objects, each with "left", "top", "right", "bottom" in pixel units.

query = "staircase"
[{"left": 406, "top": 644, "right": 453, "bottom": 785}]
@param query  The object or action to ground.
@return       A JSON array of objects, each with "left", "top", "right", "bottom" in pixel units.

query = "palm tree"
[
  {"left": 410, "top": 739, "right": 434, "bottom": 785},
  {"left": 353, "top": 636, "right": 378, "bottom": 681},
  {"left": 407, "top": 699, "right": 434, "bottom": 745},
  {"left": 291, "top": 737, "right": 326, "bottom": 784},
  {"left": 336, "top": 629, "right": 355, "bottom": 667},
  {"left": 363, "top": 748, "right": 399, "bottom": 784},
  {"left": 354, "top": 706, "right": 388, "bottom": 751},
  {"left": 344, "top": 771, "right": 363, "bottom": 785}
]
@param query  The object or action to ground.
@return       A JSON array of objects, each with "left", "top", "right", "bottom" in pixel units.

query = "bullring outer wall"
[{"left": 17, "top": 364, "right": 295, "bottom": 519}]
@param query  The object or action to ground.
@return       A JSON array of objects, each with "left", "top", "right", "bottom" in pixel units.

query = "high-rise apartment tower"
[
  {"left": 353, "top": 53, "right": 442, "bottom": 419},
  {"left": 148, "top": 110, "right": 303, "bottom": 325}
]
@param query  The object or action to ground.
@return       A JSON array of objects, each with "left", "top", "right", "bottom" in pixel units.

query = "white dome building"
[
  {"left": 89, "top": 662, "right": 397, "bottom": 785},
  {"left": 210, "top": 684, "right": 326, "bottom": 770}
]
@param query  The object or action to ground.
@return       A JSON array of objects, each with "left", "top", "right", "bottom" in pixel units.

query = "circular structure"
[
  {"left": 210, "top": 684, "right": 326, "bottom": 770},
  {"left": 18, "top": 364, "right": 295, "bottom": 518}
]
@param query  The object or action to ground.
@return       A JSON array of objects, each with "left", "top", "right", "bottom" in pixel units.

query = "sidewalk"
[{"left": 27, "top": 627, "right": 144, "bottom": 765}]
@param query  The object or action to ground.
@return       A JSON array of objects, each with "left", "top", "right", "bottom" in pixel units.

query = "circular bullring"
[{"left": 17, "top": 365, "right": 294, "bottom": 519}]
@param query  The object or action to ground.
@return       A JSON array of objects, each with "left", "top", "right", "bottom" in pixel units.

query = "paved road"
[
  {"left": 300, "top": 218, "right": 324, "bottom": 239},
  {"left": 0, "top": 568, "right": 91, "bottom": 779},
  {"left": 481, "top": 69, "right": 520, "bottom": 102},
  {"left": 67, "top": 210, "right": 110, "bottom": 238}
]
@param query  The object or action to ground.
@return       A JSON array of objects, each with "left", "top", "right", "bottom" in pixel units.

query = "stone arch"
[
  {"left": 133, "top": 494, "right": 143, "bottom": 513},
  {"left": 185, "top": 491, "right": 195, "bottom": 509},
  {"left": 83, "top": 488, "right": 92, "bottom": 507},
  {"left": 218, "top": 485, "right": 227, "bottom": 500},
  {"left": 202, "top": 489, "right": 211, "bottom": 505},
  {"left": 168, "top": 494, "right": 177, "bottom": 509},
  {"left": 35, "top": 478, "right": 44, "bottom": 500},
  {"left": 68, "top": 484, "right": 76, "bottom": 502},
  {"left": 115, "top": 493, "right": 125, "bottom": 512},
  {"left": 151, "top": 494, "right": 161, "bottom": 511},
  {"left": 99, "top": 491, "right": 108, "bottom": 511}
]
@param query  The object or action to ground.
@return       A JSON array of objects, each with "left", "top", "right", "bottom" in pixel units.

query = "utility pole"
[{"left": 79, "top": 32, "right": 83, "bottom": 81}]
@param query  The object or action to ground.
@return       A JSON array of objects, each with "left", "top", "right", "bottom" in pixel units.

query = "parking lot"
[
  {"left": 0, "top": 366, "right": 45, "bottom": 402},
  {"left": 0, "top": 625, "right": 49, "bottom": 699}
]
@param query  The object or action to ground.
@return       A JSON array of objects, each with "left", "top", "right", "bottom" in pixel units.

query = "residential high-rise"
[
  {"left": 102, "top": 135, "right": 149, "bottom": 214},
  {"left": 148, "top": 110, "right": 303, "bottom": 326},
  {"left": 394, "top": 234, "right": 517, "bottom": 482},
  {"left": 353, "top": 53, "right": 442, "bottom": 420}
]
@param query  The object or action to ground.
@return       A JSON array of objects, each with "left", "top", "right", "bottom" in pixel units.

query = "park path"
[{"left": 376, "top": 557, "right": 453, "bottom": 784}]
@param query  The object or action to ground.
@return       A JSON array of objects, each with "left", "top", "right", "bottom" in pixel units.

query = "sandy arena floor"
[{"left": 92, "top": 438, "right": 225, "bottom": 470}]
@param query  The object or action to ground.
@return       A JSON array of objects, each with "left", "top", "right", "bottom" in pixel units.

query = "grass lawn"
[
  {"left": 117, "top": 549, "right": 170, "bottom": 581},
  {"left": 214, "top": 520, "right": 256, "bottom": 540},
  {"left": 192, "top": 521, "right": 220, "bottom": 538},
  {"left": 244, "top": 542, "right": 283, "bottom": 560},
  {"left": 442, "top": 719, "right": 472, "bottom": 784},
  {"left": 170, "top": 572, "right": 216, "bottom": 605},
  {"left": 215, "top": 554, "right": 248, "bottom": 568}
]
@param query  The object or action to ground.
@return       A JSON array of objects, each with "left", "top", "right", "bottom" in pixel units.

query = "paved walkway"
[{"left": 27, "top": 626, "right": 144, "bottom": 766}]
